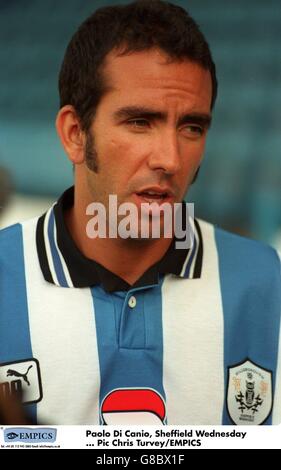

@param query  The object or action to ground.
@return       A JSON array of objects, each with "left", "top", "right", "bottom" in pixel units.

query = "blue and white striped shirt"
[{"left": 0, "top": 187, "right": 280, "bottom": 425}]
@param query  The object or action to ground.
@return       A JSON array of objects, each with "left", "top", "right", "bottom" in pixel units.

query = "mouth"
[{"left": 134, "top": 187, "right": 174, "bottom": 205}]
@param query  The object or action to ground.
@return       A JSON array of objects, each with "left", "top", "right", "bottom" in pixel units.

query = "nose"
[{"left": 147, "top": 131, "right": 181, "bottom": 175}]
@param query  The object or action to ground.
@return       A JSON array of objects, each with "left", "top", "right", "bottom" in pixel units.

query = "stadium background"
[{"left": 0, "top": 0, "right": 280, "bottom": 248}]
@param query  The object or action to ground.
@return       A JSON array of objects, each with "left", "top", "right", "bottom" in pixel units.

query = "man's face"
[{"left": 83, "top": 48, "right": 212, "bottom": 232}]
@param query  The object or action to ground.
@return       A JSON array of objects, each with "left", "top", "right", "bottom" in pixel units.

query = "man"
[{"left": 0, "top": 0, "right": 280, "bottom": 425}]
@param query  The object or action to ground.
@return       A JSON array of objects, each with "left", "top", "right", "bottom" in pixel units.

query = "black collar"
[{"left": 36, "top": 186, "right": 203, "bottom": 292}]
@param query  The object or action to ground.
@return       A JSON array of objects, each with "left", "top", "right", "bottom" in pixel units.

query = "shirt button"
[{"left": 128, "top": 296, "right": 137, "bottom": 308}]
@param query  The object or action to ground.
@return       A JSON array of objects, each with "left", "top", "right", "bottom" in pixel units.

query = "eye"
[
  {"left": 181, "top": 124, "right": 205, "bottom": 139},
  {"left": 127, "top": 119, "right": 150, "bottom": 129}
]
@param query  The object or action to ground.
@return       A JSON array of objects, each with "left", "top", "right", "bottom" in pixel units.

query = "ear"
[{"left": 56, "top": 105, "right": 85, "bottom": 164}]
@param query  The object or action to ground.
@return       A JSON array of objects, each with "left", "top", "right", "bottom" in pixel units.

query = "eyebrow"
[{"left": 113, "top": 106, "right": 212, "bottom": 128}]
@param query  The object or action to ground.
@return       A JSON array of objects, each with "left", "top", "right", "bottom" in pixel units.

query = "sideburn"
[{"left": 85, "top": 131, "right": 99, "bottom": 173}]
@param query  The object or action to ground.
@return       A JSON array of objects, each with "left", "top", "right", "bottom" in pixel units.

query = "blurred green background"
[{"left": 0, "top": 0, "right": 280, "bottom": 244}]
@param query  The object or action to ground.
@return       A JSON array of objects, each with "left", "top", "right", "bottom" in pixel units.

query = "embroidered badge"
[
  {"left": 227, "top": 359, "right": 272, "bottom": 425},
  {"left": 0, "top": 358, "right": 43, "bottom": 404}
]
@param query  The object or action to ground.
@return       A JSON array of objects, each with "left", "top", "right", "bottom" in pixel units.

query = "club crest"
[{"left": 227, "top": 359, "right": 272, "bottom": 425}]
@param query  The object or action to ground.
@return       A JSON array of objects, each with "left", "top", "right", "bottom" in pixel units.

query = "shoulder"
[
  {"left": 197, "top": 218, "right": 280, "bottom": 282},
  {"left": 0, "top": 222, "right": 22, "bottom": 247},
  {"left": 0, "top": 217, "right": 39, "bottom": 261}
]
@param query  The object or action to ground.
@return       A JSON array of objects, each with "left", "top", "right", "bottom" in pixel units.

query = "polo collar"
[{"left": 36, "top": 186, "right": 203, "bottom": 291}]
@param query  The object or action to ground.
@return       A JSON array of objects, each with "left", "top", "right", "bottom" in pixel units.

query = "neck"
[{"left": 65, "top": 195, "right": 173, "bottom": 286}]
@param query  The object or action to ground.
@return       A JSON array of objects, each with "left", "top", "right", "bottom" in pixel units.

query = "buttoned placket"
[{"left": 118, "top": 286, "right": 155, "bottom": 349}]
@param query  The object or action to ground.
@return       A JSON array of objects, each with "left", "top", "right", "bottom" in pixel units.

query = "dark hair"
[{"left": 59, "top": 0, "right": 217, "bottom": 131}]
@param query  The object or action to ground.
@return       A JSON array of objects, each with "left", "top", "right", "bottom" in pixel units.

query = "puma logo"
[{"left": 6, "top": 365, "right": 33, "bottom": 386}]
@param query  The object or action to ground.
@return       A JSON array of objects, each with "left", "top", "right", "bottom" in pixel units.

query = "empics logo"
[
  {"left": 4, "top": 428, "right": 57, "bottom": 443},
  {"left": 6, "top": 432, "right": 19, "bottom": 440},
  {"left": 0, "top": 358, "right": 42, "bottom": 404}
]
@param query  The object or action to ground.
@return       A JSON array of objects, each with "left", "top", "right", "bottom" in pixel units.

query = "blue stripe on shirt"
[
  {"left": 0, "top": 224, "right": 37, "bottom": 422},
  {"left": 91, "top": 278, "right": 166, "bottom": 424},
  {"left": 215, "top": 227, "right": 281, "bottom": 425}
]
